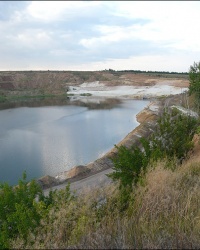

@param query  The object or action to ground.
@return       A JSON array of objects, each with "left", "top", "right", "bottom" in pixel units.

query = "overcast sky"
[{"left": 0, "top": 1, "right": 200, "bottom": 72}]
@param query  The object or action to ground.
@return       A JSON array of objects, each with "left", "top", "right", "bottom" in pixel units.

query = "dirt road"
[{"left": 44, "top": 168, "right": 114, "bottom": 196}]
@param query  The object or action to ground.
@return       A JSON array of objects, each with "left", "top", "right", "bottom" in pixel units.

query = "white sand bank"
[{"left": 67, "top": 81, "right": 188, "bottom": 99}]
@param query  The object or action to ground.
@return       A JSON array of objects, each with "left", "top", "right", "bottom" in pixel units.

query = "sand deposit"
[{"left": 67, "top": 81, "right": 188, "bottom": 99}]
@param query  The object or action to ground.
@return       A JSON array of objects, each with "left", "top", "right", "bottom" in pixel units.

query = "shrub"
[
  {"left": 0, "top": 172, "right": 43, "bottom": 248},
  {"left": 108, "top": 138, "right": 151, "bottom": 188},
  {"left": 188, "top": 61, "right": 200, "bottom": 112},
  {"left": 108, "top": 109, "right": 199, "bottom": 189},
  {"left": 150, "top": 109, "right": 198, "bottom": 161}
]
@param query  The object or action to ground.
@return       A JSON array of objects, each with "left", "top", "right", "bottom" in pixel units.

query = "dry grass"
[
  {"left": 11, "top": 159, "right": 200, "bottom": 249},
  {"left": 124, "top": 160, "right": 200, "bottom": 249},
  {"left": 72, "top": 160, "right": 200, "bottom": 249}
]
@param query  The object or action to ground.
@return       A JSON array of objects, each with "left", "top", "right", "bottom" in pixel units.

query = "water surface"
[{"left": 0, "top": 98, "right": 149, "bottom": 185}]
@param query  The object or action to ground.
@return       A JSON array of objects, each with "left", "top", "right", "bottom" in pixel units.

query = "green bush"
[
  {"left": 150, "top": 109, "right": 198, "bottom": 161},
  {"left": 108, "top": 137, "right": 151, "bottom": 188},
  {"left": 189, "top": 61, "right": 200, "bottom": 97},
  {"left": 109, "top": 109, "right": 199, "bottom": 189},
  {"left": 0, "top": 172, "right": 74, "bottom": 249},
  {"left": 0, "top": 172, "right": 43, "bottom": 248},
  {"left": 188, "top": 61, "right": 200, "bottom": 112}
]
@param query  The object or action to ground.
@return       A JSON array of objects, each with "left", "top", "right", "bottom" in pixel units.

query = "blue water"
[{"left": 0, "top": 99, "right": 149, "bottom": 185}]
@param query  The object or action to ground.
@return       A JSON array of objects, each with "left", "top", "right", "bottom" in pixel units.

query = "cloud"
[
  {"left": 0, "top": 1, "right": 200, "bottom": 71},
  {"left": 69, "top": 52, "right": 199, "bottom": 73},
  {"left": 26, "top": 1, "right": 101, "bottom": 22},
  {"left": 0, "top": 1, "right": 28, "bottom": 21},
  {"left": 115, "top": 1, "right": 200, "bottom": 53}
]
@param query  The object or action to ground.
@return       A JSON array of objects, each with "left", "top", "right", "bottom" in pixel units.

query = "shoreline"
[
  {"left": 37, "top": 99, "right": 162, "bottom": 190},
  {"left": 39, "top": 91, "right": 191, "bottom": 191},
  {"left": 36, "top": 81, "right": 189, "bottom": 190},
  {"left": 0, "top": 72, "right": 189, "bottom": 189}
]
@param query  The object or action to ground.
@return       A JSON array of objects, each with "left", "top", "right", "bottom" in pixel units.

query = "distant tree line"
[{"left": 103, "top": 68, "right": 189, "bottom": 75}]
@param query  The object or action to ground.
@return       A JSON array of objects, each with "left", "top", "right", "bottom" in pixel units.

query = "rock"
[
  {"left": 65, "top": 165, "right": 91, "bottom": 179},
  {"left": 137, "top": 109, "right": 157, "bottom": 124},
  {"left": 37, "top": 175, "right": 59, "bottom": 189}
]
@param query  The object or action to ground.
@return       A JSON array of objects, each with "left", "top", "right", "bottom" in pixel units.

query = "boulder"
[
  {"left": 66, "top": 165, "right": 91, "bottom": 179},
  {"left": 37, "top": 175, "right": 59, "bottom": 189}
]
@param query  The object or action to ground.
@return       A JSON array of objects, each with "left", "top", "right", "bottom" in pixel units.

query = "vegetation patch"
[
  {"left": 108, "top": 108, "right": 199, "bottom": 189},
  {"left": 0, "top": 95, "right": 6, "bottom": 102},
  {"left": 2, "top": 158, "right": 198, "bottom": 249},
  {"left": 80, "top": 93, "right": 92, "bottom": 96}
]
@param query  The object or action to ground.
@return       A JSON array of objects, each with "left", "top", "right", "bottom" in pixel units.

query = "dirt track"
[{"left": 44, "top": 168, "right": 113, "bottom": 196}]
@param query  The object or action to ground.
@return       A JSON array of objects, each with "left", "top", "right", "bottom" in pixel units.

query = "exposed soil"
[{"left": 0, "top": 71, "right": 189, "bottom": 98}]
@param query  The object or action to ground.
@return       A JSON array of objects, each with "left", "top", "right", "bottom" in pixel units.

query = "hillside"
[
  {"left": 0, "top": 70, "right": 189, "bottom": 99},
  {"left": 7, "top": 127, "right": 200, "bottom": 249}
]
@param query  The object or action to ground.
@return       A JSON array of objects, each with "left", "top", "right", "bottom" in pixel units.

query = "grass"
[
  {"left": 0, "top": 95, "right": 6, "bottom": 102},
  {"left": 3, "top": 93, "right": 68, "bottom": 102},
  {"left": 8, "top": 94, "right": 56, "bottom": 100},
  {"left": 10, "top": 158, "right": 200, "bottom": 249},
  {"left": 80, "top": 93, "right": 92, "bottom": 96}
]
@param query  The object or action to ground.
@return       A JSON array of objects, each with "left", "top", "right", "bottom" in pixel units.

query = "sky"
[{"left": 0, "top": 1, "right": 200, "bottom": 72}]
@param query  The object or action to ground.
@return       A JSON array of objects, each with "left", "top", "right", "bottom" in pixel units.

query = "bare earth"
[
  {"left": 67, "top": 79, "right": 188, "bottom": 99},
  {"left": 44, "top": 168, "right": 114, "bottom": 196}
]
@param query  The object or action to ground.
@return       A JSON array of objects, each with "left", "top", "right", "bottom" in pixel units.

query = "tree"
[
  {"left": 150, "top": 109, "right": 198, "bottom": 161},
  {"left": 0, "top": 172, "right": 74, "bottom": 249},
  {"left": 108, "top": 138, "right": 151, "bottom": 188},
  {"left": 189, "top": 61, "right": 200, "bottom": 111},
  {"left": 0, "top": 172, "right": 43, "bottom": 248},
  {"left": 108, "top": 109, "right": 198, "bottom": 189}
]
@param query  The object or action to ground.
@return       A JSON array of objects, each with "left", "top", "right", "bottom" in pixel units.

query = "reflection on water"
[
  {"left": 0, "top": 97, "right": 149, "bottom": 185},
  {"left": 0, "top": 96, "right": 122, "bottom": 110}
]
